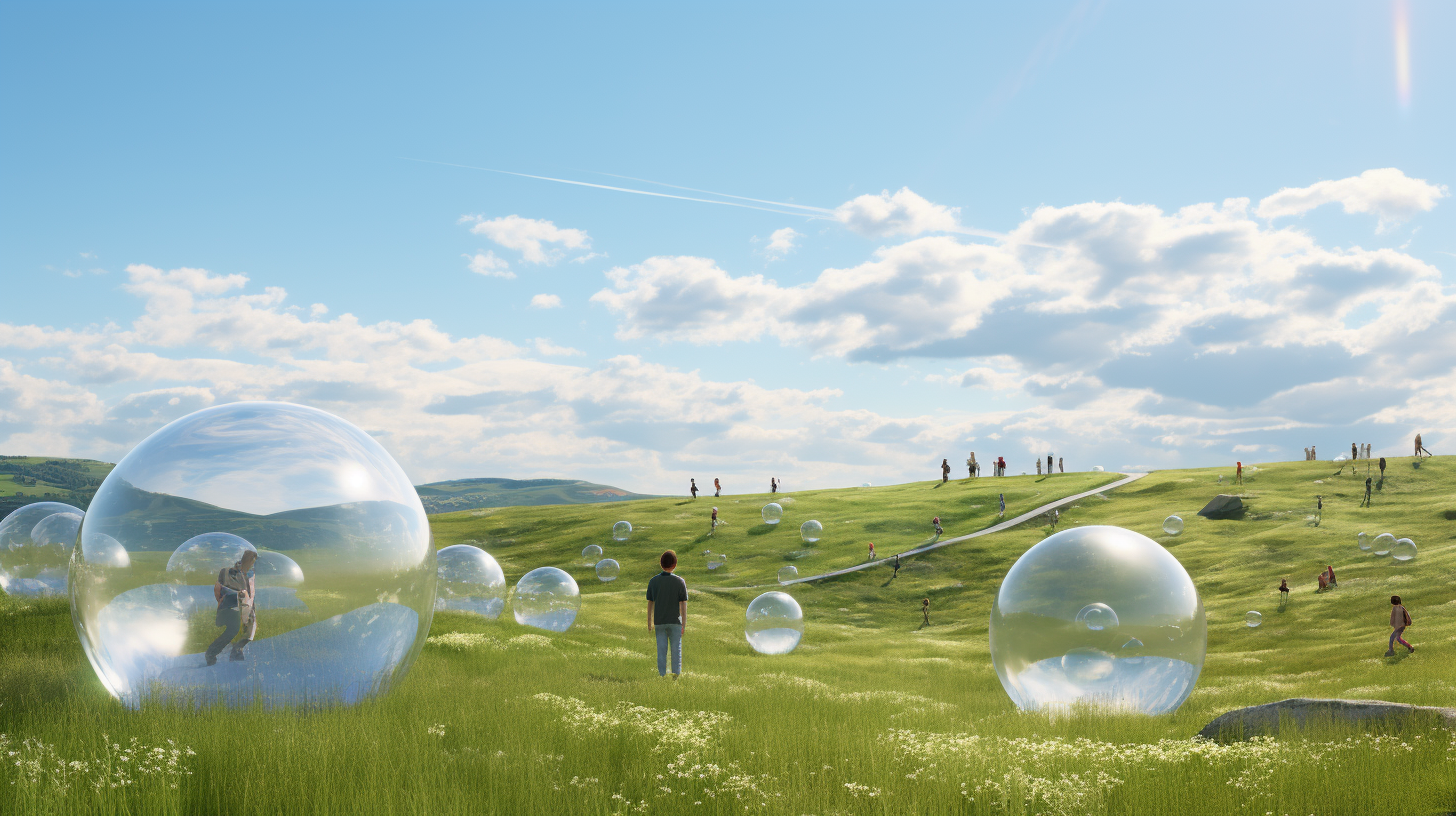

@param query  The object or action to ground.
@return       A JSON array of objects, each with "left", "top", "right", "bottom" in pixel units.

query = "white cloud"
[
  {"left": 466, "top": 251, "right": 514, "bottom": 279},
  {"left": 834, "top": 187, "right": 961, "bottom": 237},
  {"left": 764, "top": 227, "right": 801, "bottom": 259},
  {"left": 530, "top": 293, "right": 563, "bottom": 309},
  {"left": 1256, "top": 168, "right": 1448, "bottom": 227},
  {"left": 533, "top": 338, "right": 582, "bottom": 357},
  {"left": 462, "top": 214, "right": 591, "bottom": 264}
]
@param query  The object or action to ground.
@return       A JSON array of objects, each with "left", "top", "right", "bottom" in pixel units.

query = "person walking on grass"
[
  {"left": 867, "top": 541, "right": 876, "bottom": 562},
  {"left": 710, "top": 506, "right": 718, "bottom": 535},
  {"left": 713, "top": 477, "right": 721, "bottom": 497},
  {"left": 646, "top": 551, "right": 688, "bottom": 678},
  {"left": 1379, "top": 457, "right": 1387, "bottom": 479},
  {"left": 690, "top": 479, "right": 698, "bottom": 499},
  {"left": 932, "top": 516, "right": 943, "bottom": 536},
  {"left": 998, "top": 493, "right": 1006, "bottom": 519},
  {"left": 892, "top": 554, "right": 901, "bottom": 579},
  {"left": 1362, "top": 476, "right": 1373, "bottom": 507},
  {"left": 207, "top": 549, "right": 258, "bottom": 666},
  {"left": 941, "top": 459, "right": 951, "bottom": 483},
  {"left": 1279, "top": 578, "right": 1289, "bottom": 596},
  {"left": 921, "top": 598, "right": 930, "bottom": 625},
  {"left": 1386, "top": 595, "right": 1414, "bottom": 657}
]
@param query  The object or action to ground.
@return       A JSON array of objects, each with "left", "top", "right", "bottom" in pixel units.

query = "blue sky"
[{"left": 3, "top": 1, "right": 1454, "bottom": 492}]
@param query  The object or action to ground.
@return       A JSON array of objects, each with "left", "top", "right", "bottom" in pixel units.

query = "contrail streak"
[
  {"left": 572, "top": 169, "right": 835, "bottom": 215},
  {"left": 403, "top": 158, "right": 831, "bottom": 220}
]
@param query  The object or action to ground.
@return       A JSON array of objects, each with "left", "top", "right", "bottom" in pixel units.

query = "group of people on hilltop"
[
  {"left": 960, "top": 453, "right": 1061, "bottom": 479},
  {"left": 688, "top": 476, "right": 782, "bottom": 498}
]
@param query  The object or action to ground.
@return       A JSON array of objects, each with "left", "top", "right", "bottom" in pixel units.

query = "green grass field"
[{"left": 3, "top": 458, "right": 1455, "bottom": 815}]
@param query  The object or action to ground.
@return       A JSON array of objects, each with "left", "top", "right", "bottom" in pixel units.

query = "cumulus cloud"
[
  {"left": 530, "top": 293, "right": 563, "bottom": 309},
  {"left": 764, "top": 227, "right": 801, "bottom": 259},
  {"left": 834, "top": 187, "right": 961, "bottom": 237},
  {"left": 466, "top": 251, "right": 514, "bottom": 278},
  {"left": 462, "top": 214, "right": 591, "bottom": 264},
  {"left": 1256, "top": 168, "right": 1448, "bottom": 227},
  {"left": 533, "top": 338, "right": 582, "bottom": 357}
]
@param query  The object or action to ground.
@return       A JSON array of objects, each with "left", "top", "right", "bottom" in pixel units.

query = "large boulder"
[
  {"left": 1197, "top": 698, "right": 1456, "bottom": 743},
  {"left": 1197, "top": 494, "right": 1245, "bottom": 519}
]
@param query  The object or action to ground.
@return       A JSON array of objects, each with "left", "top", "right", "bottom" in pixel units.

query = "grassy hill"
[
  {"left": 3, "top": 458, "right": 1455, "bottom": 815},
  {"left": 0, "top": 456, "right": 113, "bottom": 515},
  {"left": 414, "top": 476, "right": 658, "bottom": 514}
]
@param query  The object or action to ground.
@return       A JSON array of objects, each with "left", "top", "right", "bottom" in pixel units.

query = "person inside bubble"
[{"left": 207, "top": 549, "right": 257, "bottom": 666}]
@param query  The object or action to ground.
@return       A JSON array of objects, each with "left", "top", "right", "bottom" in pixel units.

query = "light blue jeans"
[{"left": 654, "top": 623, "right": 683, "bottom": 676}]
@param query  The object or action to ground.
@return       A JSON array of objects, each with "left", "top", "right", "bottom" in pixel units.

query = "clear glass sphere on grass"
[
  {"left": 1372, "top": 533, "right": 1396, "bottom": 556},
  {"left": 800, "top": 520, "right": 822, "bottom": 543},
  {"left": 761, "top": 503, "right": 783, "bottom": 525},
  {"left": 0, "top": 501, "right": 85, "bottom": 597},
  {"left": 582, "top": 544, "right": 603, "bottom": 563},
  {"left": 513, "top": 567, "right": 580, "bottom": 632},
  {"left": 612, "top": 521, "right": 631, "bottom": 542},
  {"left": 989, "top": 525, "right": 1206, "bottom": 715},
  {"left": 69, "top": 401, "right": 435, "bottom": 709},
  {"left": 777, "top": 565, "right": 798, "bottom": 585},
  {"left": 595, "top": 558, "right": 620, "bottom": 582},
  {"left": 745, "top": 591, "right": 803, "bottom": 655},
  {"left": 435, "top": 544, "right": 506, "bottom": 619},
  {"left": 1245, "top": 611, "right": 1262, "bottom": 628},
  {"left": 1357, "top": 532, "right": 1371, "bottom": 552},
  {"left": 706, "top": 553, "right": 727, "bottom": 571},
  {"left": 1391, "top": 539, "right": 1417, "bottom": 562},
  {"left": 1162, "top": 515, "right": 1183, "bottom": 536}
]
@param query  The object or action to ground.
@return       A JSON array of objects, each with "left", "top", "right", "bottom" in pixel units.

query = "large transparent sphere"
[
  {"left": 1162, "top": 515, "right": 1183, "bottom": 536},
  {"left": 1357, "top": 532, "right": 1371, "bottom": 552},
  {"left": 745, "top": 591, "right": 803, "bottom": 655},
  {"left": 582, "top": 544, "right": 603, "bottom": 563},
  {"left": 0, "top": 502, "right": 84, "bottom": 597},
  {"left": 69, "top": 402, "right": 435, "bottom": 709},
  {"left": 777, "top": 565, "right": 798, "bottom": 585},
  {"left": 1373, "top": 533, "right": 1396, "bottom": 556},
  {"left": 800, "top": 520, "right": 822, "bottom": 543},
  {"left": 989, "top": 525, "right": 1207, "bottom": 715},
  {"left": 1392, "top": 538, "right": 1417, "bottom": 562},
  {"left": 612, "top": 521, "right": 631, "bottom": 542},
  {"left": 513, "top": 567, "right": 580, "bottom": 632},
  {"left": 435, "top": 544, "right": 506, "bottom": 619},
  {"left": 1245, "top": 610, "right": 1262, "bottom": 628},
  {"left": 762, "top": 503, "right": 783, "bottom": 525},
  {"left": 595, "top": 558, "right": 620, "bottom": 582}
]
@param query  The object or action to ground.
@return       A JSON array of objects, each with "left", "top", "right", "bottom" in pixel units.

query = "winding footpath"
[{"left": 708, "top": 471, "right": 1147, "bottom": 591}]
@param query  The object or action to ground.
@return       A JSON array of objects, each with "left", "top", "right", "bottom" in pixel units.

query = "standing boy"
[{"left": 646, "top": 551, "right": 688, "bottom": 678}]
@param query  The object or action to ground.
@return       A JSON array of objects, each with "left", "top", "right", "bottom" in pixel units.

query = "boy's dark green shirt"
[{"left": 646, "top": 571, "right": 688, "bottom": 625}]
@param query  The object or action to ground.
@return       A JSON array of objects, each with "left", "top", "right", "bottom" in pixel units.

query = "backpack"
[{"left": 1402, "top": 607, "right": 1412, "bottom": 627}]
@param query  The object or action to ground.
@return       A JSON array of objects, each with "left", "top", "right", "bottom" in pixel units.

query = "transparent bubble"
[
  {"left": 582, "top": 544, "right": 603, "bottom": 563},
  {"left": 1245, "top": 610, "right": 1262, "bottom": 628},
  {"left": 612, "top": 521, "right": 631, "bottom": 542},
  {"left": 1091, "top": 466, "right": 1105, "bottom": 472},
  {"left": 777, "top": 565, "right": 798, "bottom": 585},
  {"left": 1391, "top": 538, "right": 1417, "bottom": 562},
  {"left": 1357, "top": 532, "right": 1371, "bottom": 552},
  {"left": 435, "top": 544, "right": 506, "bottom": 619},
  {"left": 1075, "top": 602, "right": 1119, "bottom": 631},
  {"left": 513, "top": 567, "right": 580, "bottom": 632},
  {"left": 989, "top": 525, "right": 1207, "bottom": 715},
  {"left": 0, "top": 502, "right": 84, "bottom": 597},
  {"left": 706, "top": 553, "right": 727, "bottom": 571},
  {"left": 69, "top": 402, "right": 434, "bottom": 709},
  {"left": 1373, "top": 533, "right": 1396, "bottom": 556},
  {"left": 1162, "top": 515, "right": 1183, "bottom": 536},
  {"left": 761, "top": 503, "right": 783, "bottom": 525},
  {"left": 800, "top": 520, "right": 822, "bottom": 543},
  {"left": 595, "top": 558, "right": 620, "bottom": 582},
  {"left": 861, "top": 482, "right": 871, "bottom": 488},
  {"left": 745, "top": 591, "right": 803, "bottom": 655}
]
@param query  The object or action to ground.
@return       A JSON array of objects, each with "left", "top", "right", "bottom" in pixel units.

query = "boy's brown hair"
[
  {"left": 661, "top": 550, "right": 678, "bottom": 570},
  {"left": 1391, "top": 595, "right": 1402, "bottom": 605}
]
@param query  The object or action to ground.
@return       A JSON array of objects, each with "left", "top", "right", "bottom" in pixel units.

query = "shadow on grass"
[{"left": 747, "top": 524, "right": 780, "bottom": 536}]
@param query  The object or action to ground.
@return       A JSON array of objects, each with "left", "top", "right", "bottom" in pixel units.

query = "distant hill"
[
  {"left": 414, "top": 477, "right": 659, "bottom": 514},
  {"left": 1, "top": 454, "right": 653, "bottom": 518}
]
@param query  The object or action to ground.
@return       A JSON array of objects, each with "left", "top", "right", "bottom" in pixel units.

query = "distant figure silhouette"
[
  {"left": 1379, "top": 457, "right": 1387, "bottom": 477},
  {"left": 1278, "top": 578, "right": 1289, "bottom": 595},
  {"left": 941, "top": 459, "right": 950, "bottom": 483},
  {"left": 1058, "top": 457, "right": 1063, "bottom": 473},
  {"left": 1047, "top": 454, "right": 1053, "bottom": 474},
  {"left": 1235, "top": 461, "right": 1243, "bottom": 485},
  {"left": 690, "top": 479, "right": 698, "bottom": 499},
  {"left": 867, "top": 541, "right": 876, "bottom": 562},
  {"left": 1351, "top": 442, "right": 1358, "bottom": 461},
  {"left": 1362, "top": 477, "right": 1373, "bottom": 507},
  {"left": 713, "top": 478, "right": 721, "bottom": 497},
  {"left": 998, "top": 493, "right": 1006, "bottom": 518},
  {"left": 892, "top": 554, "right": 901, "bottom": 579},
  {"left": 1416, "top": 433, "right": 1432, "bottom": 458},
  {"left": 921, "top": 598, "right": 930, "bottom": 625},
  {"left": 710, "top": 506, "right": 718, "bottom": 534},
  {"left": 1036, "top": 459, "right": 1042, "bottom": 476},
  {"left": 770, "top": 477, "right": 777, "bottom": 494},
  {"left": 932, "top": 516, "right": 943, "bottom": 536}
]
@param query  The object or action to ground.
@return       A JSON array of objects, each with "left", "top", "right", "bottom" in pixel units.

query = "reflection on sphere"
[
  {"left": 1372, "top": 533, "right": 1395, "bottom": 556},
  {"left": 612, "top": 521, "right": 631, "bottom": 542},
  {"left": 1245, "top": 610, "right": 1262, "bottom": 628},
  {"left": 745, "top": 591, "right": 803, "bottom": 655},
  {"left": 990, "top": 525, "right": 1206, "bottom": 715},
  {"left": 761, "top": 503, "right": 783, "bottom": 525},
  {"left": 1357, "top": 532, "right": 1371, "bottom": 552},
  {"left": 69, "top": 402, "right": 435, "bottom": 709},
  {"left": 1391, "top": 538, "right": 1417, "bottom": 562},
  {"left": 1162, "top": 515, "right": 1183, "bottom": 536},
  {"left": 582, "top": 544, "right": 603, "bottom": 563},
  {"left": 595, "top": 558, "right": 620, "bottom": 582},
  {"left": 435, "top": 544, "right": 506, "bottom": 619},
  {"left": 513, "top": 567, "right": 580, "bottom": 632},
  {"left": 800, "top": 520, "right": 822, "bottom": 543},
  {"left": 777, "top": 565, "right": 798, "bottom": 585},
  {"left": 706, "top": 553, "right": 727, "bottom": 571},
  {"left": 0, "top": 502, "right": 84, "bottom": 597}
]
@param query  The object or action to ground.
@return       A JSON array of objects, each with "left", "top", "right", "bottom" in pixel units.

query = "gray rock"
[
  {"left": 1197, "top": 494, "right": 1245, "bottom": 519},
  {"left": 1197, "top": 697, "right": 1456, "bottom": 743}
]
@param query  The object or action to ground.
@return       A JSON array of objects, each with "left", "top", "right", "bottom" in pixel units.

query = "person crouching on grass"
[
  {"left": 207, "top": 549, "right": 257, "bottom": 666},
  {"left": 647, "top": 550, "right": 688, "bottom": 678}
]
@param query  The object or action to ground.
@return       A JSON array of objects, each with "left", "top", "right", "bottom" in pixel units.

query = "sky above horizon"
[{"left": 3, "top": 1, "right": 1455, "bottom": 494}]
